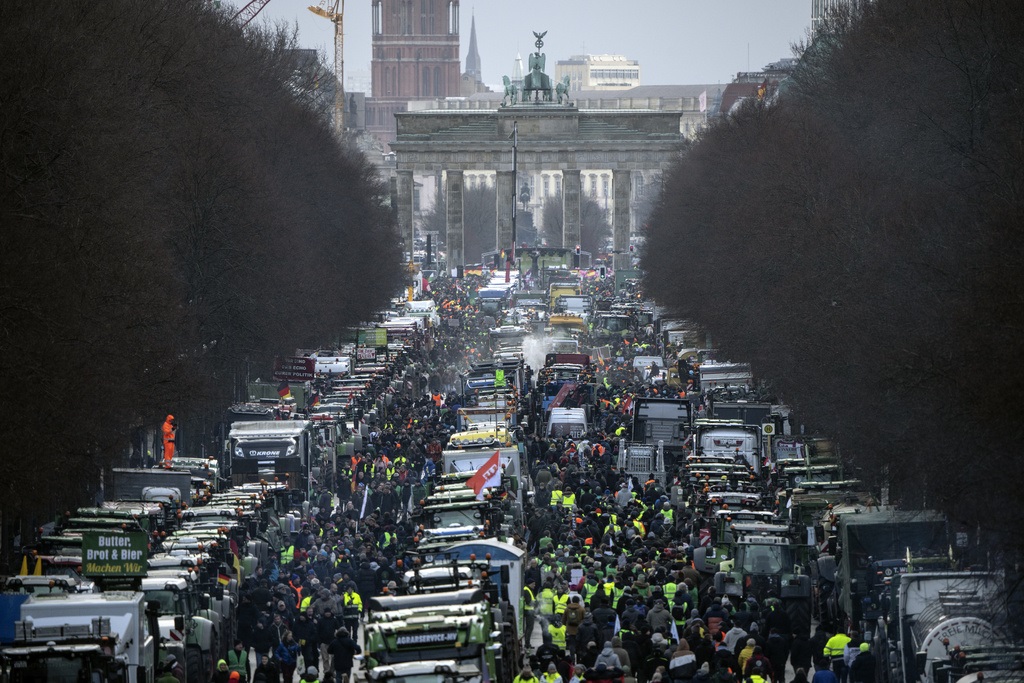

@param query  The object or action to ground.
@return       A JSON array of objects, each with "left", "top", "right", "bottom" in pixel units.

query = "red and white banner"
[
  {"left": 698, "top": 528, "right": 711, "bottom": 547},
  {"left": 466, "top": 450, "right": 502, "bottom": 500}
]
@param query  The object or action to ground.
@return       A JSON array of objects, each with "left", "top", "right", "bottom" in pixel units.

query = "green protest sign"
[
  {"left": 494, "top": 369, "right": 506, "bottom": 387},
  {"left": 82, "top": 531, "right": 148, "bottom": 578}
]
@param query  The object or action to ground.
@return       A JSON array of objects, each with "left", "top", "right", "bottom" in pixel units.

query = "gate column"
[
  {"left": 446, "top": 170, "right": 465, "bottom": 271},
  {"left": 612, "top": 169, "right": 632, "bottom": 271},
  {"left": 496, "top": 170, "right": 514, "bottom": 255},
  {"left": 396, "top": 169, "right": 415, "bottom": 261},
  {"left": 562, "top": 169, "right": 581, "bottom": 252}
]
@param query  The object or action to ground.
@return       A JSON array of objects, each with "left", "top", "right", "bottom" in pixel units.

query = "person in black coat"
[
  {"left": 576, "top": 614, "right": 600, "bottom": 655},
  {"left": 580, "top": 641, "right": 601, "bottom": 670},
  {"left": 252, "top": 654, "right": 280, "bottom": 683},
  {"left": 291, "top": 610, "right": 319, "bottom": 671},
  {"left": 765, "top": 629, "right": 791, "bottom": 683},
  {"left": 620, "top": 632, "right": 644, "bottom": 677},
  {"left": 641, "top": 637, "right": 670, "bottom": 683},
  {"left": 356, "top": 561, "right": 378, "bottom": 607},
  {"left": 317, "top": 609, "right": 342, "bottom": 674},
  {"left": 327, "top": 628, "right": 361, "bottom": 683},
  {"left": 808, "top": 627, "right": 829, "bottom": 670},
  {"left": 789, "top": 631, "right": 813, "bottom": 674},
  {"left": 848, "top": 645, "right": 877, "bottom": 683},
  {"left": 592, "top": 603, "right": 618, "bottom": 644}
]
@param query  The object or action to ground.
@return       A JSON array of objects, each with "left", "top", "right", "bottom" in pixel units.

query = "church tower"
[
  {"left": 464, "top": 11, "right": 481, "bottom": 81},
  {"left": 461, "top": 10, "right": 488, "bottom": 96},
  {"left": 367, "top": 0, "right": 462, "bottom": 143}
]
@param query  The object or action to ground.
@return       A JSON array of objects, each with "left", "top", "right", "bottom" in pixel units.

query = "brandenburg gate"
[{"left": 390, "top": 32, "right": 684, "bottom": 271}]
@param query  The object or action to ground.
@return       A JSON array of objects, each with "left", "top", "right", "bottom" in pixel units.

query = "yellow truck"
[{"left": 549, "top": 283, "right": 580, "bottom": 311}]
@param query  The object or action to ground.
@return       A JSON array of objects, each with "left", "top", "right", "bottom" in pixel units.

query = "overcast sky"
[{"left": 256, "top": 0, "right": 811, "bottom": 90}]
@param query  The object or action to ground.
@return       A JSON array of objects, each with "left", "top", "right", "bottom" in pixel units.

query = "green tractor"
[
  {"left": 713, "top": 524, "right": 813, "bottom": 635},
  {"left": 364, "top": 587, "right": 518, "bottom": 683}
]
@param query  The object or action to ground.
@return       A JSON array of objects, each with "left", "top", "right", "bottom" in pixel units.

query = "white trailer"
[
  {"left": 891, "top": 572, "right": 1009, "bottom": 683},
  {"left": 699, "top": 360, "right": 753, "bottom": 390},
  {"left": 2, "top": 591, "right": 156, "bottom": 682}
]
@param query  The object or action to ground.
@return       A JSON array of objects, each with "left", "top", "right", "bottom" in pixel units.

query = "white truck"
[
  {"left": 111, "top": 467, "right": 193, "bottom": 507},
  {"left": 310, "top": 350, "right": 352, "bottom": 376},
  {"left": 141, "top": 575, "right": 219, "bottom": 683},
  {"left": 0, "top": 590, "right": 157, "bottom": 682},
  {"left": 442, "top": 447, "right": 528, "bottom": 503},
  {"left": 693, "top": 418, "right": 763, "bottom": 475},
  {"left": 699, "top": 360, "right": 753, "bottom": 390}
]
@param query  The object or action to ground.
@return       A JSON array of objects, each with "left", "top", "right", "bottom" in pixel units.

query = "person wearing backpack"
[{"left": 564, "top": 595, "right": 586, "bottom": 657}]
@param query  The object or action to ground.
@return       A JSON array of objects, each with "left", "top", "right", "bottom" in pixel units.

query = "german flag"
[
  {"left": 277, "top": 381, "right": 291, "bottom": 398},
  {"left": 218, "top": 573, "right": 231, "bottom": 586}
]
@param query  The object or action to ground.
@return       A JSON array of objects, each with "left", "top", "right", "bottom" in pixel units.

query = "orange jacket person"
[{"left": 162, "top": 415, "right": 176, "bottom": 464}]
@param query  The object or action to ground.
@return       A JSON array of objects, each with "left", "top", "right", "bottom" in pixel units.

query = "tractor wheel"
[
  {"left": 186, "top": 646, "right": 203, "bottom": 683},
  {"left": 785, "top": 597, "right": 812, "bottom": 636}
]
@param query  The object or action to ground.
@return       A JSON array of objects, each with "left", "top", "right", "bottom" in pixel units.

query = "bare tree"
[
  {"left": 540, "top": 192, "right": 612, "bottom": 255},
  {"left": 641, "top": 0, "right": 1024, "bottom": 556},
  {"left": 0, "top": 0, "right": 404, "bottom": 555}
]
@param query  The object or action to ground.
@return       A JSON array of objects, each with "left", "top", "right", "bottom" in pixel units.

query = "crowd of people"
[{"left": 175, "top": 275, "right": 872, "bottom": 683}]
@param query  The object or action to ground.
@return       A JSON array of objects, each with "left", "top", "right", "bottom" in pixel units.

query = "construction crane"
[
  {"left": 233, "top": 0, "right": 272, "bottom": 28},
  {"left": 308, "top": 0, "right": 345, "bottom": 136}
]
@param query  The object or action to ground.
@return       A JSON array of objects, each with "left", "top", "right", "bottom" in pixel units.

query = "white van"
[{"left": 546, "top": 407, "right": 588, "bottom": 439}]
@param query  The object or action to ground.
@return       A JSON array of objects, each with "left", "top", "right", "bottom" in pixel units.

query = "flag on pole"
[
  {"left": 277, "top": 381, "right": 291, "bottom": 398},
  {"left": 218, "top": 572, "right": 231, "bottom": 586},
  {"left": 613, "top": 614, "right": 621, "bottom": 635},
  {"left": 670, "top": 619, "right": 680, "bottom": 642},
  {"left": 466, "top": 450, "right": 502, "bottom": 500},
  {"left": 699, "top": 90, "right": 707, "bottom": 113}
]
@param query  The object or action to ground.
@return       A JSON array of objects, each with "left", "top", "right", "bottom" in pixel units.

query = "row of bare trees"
[
  {"left": 0, "top": 2, "right": 403, "bottom": 535},
  {"left": 642, "top": 0, "right": 1024, "bottom": 548}
]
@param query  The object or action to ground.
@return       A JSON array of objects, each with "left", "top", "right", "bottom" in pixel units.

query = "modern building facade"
[
  {"left": 555, "top": 54, "right": 641, "bottom": 92},
  {"left": 811, "top": 0, "right": 864, "bottom": 36}
]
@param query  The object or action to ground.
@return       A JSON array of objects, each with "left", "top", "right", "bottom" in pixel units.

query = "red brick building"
[{"left": 367, "top": 0, "right": 463, "bottom": 144}]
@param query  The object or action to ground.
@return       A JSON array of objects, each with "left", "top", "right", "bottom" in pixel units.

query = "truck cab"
[
  {"left": 141, "top": 576, "right": 217, "bottom": 683},
  {"left": 0, "top": 591, "right": 156, "bottom": 683}
]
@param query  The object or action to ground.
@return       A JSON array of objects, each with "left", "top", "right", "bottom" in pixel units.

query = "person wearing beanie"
[
  {"left": 693, "top": 662, "right": 712, "bottom": 683},
  {"left": 542, "top": 663, "right": 563, "bottom": 683},
  {"left": 212, "top": 659, "right": 230, "bottom": 683},
  {"left": 611, "top": 637, "right": 631, "bottom": 672},
  {"left": 300, "top": 665, "right": 320, "bottom": 682},
  {"left": 156, "top": 660, "right": 181, "bottom": 683},
  {"left": 849, "top": 642, "right": 877, "bottom": 683}
]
